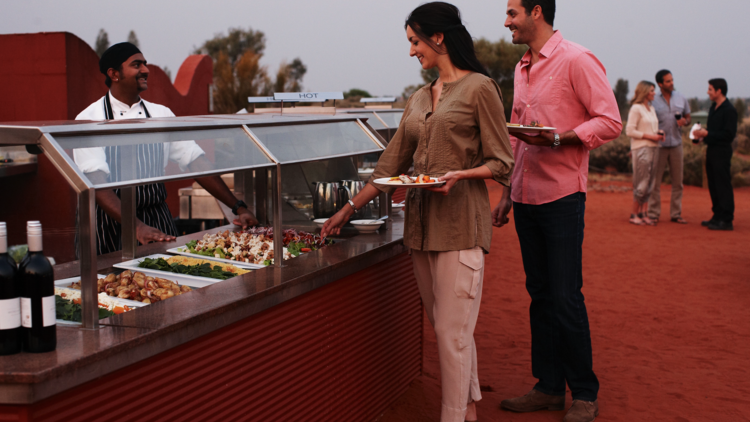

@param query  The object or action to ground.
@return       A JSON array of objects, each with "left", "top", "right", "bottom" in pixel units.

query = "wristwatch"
[
  {"left": 231, "top": 200, "right": 248, "bottom": 215},
  {"left": 551, "top": 133, "right": 561, "bottom": 149},
  {"left": 347, "top": 199, "right": 358, "bottom": 212}
]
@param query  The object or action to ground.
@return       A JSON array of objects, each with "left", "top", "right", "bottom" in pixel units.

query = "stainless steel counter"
[{"left": 0, "top": 216, "right": 408, "bottom": 404}]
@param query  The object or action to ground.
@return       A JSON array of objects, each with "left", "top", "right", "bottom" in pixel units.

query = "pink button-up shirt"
[{"left": 510, "top": 31, "right": 622, "bottom": 205}]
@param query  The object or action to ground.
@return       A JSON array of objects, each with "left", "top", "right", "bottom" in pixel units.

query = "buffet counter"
[
  {"left": 0, "top": 217, "right": 422, "bottom": 421},
  {"left": 0, "top": 113, "right": 421, "bottom": 421}
]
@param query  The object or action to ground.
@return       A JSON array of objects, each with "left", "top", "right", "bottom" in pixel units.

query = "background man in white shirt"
[
  {"left": 74, "top": 42, "right": 257, "bottom": 255},
  {"left": 648, "top": 70, "right": 691, "bottom": 224}
]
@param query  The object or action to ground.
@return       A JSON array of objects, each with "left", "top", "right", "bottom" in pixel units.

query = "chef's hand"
[
  {"left": 136, "top": 221, "right": 176, "bottom": 245},
  {"left": 514, "top": 131, "right": 554, "bottom": 147},
  {"left": 233, "top": 207, "right": 259, "bottom": 229},
  {"left": 425, "top": 171, "right": 463, "bottom": 196},
  {"left": 320, "top": 206, "right": 354, "bottom": 237},
  {"left": 492, "top": 186, "right": 513, "bottom": 228}
]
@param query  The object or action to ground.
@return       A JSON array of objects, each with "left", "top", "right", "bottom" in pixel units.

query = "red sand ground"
[{"left": 378, "top": 181, "right": 750, "bottom": 422}]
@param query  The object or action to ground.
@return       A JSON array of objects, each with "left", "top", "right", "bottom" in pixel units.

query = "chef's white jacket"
[{"left": 73, "top": 92, "right": 205, "bottom": 175}]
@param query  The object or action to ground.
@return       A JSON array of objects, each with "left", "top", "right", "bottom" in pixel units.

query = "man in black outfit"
[{"left": 693, "top": 78, "right": 737, "bottom": 231}]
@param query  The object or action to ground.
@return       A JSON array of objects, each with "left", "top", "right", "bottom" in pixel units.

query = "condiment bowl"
[{"left": 350, "top": 219, "right": 384, "bottom": 233}]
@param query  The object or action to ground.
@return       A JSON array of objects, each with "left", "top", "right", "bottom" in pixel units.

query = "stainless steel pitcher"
[
  {"left": 339, "top": 180, "right": 373, "bottom": 219},
  {"left": 312, "top": 182, "right": 352, "bottom": 218}
]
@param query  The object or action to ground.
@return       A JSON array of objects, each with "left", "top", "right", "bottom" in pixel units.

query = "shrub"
[{"left": 589, "top": 131, "right": 631, "bottom": 173}]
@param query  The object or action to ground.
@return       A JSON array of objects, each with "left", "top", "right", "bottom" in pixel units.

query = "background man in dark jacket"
[{"left": 693, "top": 78, "right": 737, "bottom": 231}]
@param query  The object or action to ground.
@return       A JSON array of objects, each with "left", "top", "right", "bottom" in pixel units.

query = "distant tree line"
[
  {"left": 194, "top": 28, "right": 307, "bottom": 114},
  {"left": 94, "top": 29, "right": 172, "bottom": 80}
]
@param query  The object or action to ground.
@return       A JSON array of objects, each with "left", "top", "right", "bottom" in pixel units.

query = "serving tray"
[
  {"left": 113, "top": 254, "right": 246, "bottom": 287},
  {"left": 166, "top": 247, "right": 266, "bottom": 269}
]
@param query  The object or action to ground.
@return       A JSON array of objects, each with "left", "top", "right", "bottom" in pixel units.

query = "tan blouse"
[
  {"left": 368, "top": 73, "right": 514, "bottom": 253},
  {"left": 626, "top": 103, "right": 660, "bottom": 150}
]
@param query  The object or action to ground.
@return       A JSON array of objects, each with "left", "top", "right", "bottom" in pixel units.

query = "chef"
[{"left": 74, "top": 42, "right": 257, "bottom": 255}]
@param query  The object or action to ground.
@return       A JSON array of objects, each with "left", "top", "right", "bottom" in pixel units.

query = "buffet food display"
[
  {"left": 173, "top": 228, "right": 332, "bottom": 266},
  {"left": 0, "top": 113, "right": 386, "bottom": 328}
]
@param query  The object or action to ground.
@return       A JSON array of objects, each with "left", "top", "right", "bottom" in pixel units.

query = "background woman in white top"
[{"left": 626, "top": 81, "right": 664, "bottom": 225}]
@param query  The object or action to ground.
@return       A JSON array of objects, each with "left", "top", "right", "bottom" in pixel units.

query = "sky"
[{"left": 3, "top": 0, "right": 750, "bottom": 99}]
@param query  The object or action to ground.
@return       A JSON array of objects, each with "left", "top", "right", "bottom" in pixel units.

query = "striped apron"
[{"left": 93, "top": 95, "right": 178, "bottom": 255}]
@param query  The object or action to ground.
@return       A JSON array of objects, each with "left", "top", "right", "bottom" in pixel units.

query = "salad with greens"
[
  {"left": 137, "top": 257, "right": 240, "bottom": 280},
  {"left": 180, "top": 228, "right": 333, "bottom": 266}
]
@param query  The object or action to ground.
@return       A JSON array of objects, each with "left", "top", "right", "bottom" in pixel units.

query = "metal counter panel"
[{"left": 18, "top": 254, "right": 421, "bottom": 422}]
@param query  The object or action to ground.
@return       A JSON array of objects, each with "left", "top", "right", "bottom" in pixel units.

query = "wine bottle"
[
  {"left": 0, "top": 222, "right": 22, "bottom": 355},
  {"left": 19, "top": 221, "right": 56, "bottom": 353}
]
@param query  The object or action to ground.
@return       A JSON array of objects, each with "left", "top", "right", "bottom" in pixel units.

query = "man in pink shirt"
[{"left": 492, "top": 1, "right": 622, "bottom": 421}]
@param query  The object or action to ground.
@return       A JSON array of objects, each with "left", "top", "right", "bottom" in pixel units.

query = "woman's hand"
[
  {"left": 645, "top": 133, "right": 664, "bottom": 142},
  {"left": 320, "top": 206, "right": 354, "bottom": 237},
  {"left": 424, "top": 171, "right": 463, "bottom": 196}
]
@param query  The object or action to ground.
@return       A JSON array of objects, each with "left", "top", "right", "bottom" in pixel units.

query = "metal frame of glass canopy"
[{"left": 0, "top": 114, "right": 386, "bottom": 329}]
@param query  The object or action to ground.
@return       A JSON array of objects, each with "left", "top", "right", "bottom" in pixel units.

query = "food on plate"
[
  {"left": 398, "top": 174, "right": 413, "bottom": 184},
  {"left": 69, "top": 271, "right": 193, "bottom": 304},
  {"left": 388, "top": 176, "right": 403, "bottom": 185},
  {"left": 165, "top": 256, "right": 250, "bottom": 274},
  {"left": 528, "top": 121, "right": 545, "bottom": 128},
  {"left": 506, "top": 123, "right": 522, "bottom": 127},
  {"left": 182, "top": 228, "right": 332, "bottom": 266},
  {"left": 55, "top": 293, "right": 116, "bottom": 322},
  {"left": 415, "top": 174, "right": 438, "bottom": 184},
  {"left": 55, "top": 285, "right": 140, "bottom": 321},
  {"left": 136, "top": 257, "right": 247, "bottom": 280}
]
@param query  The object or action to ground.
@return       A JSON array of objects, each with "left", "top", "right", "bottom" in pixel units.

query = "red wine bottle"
[
  {"left": 19, "top": 221, "right": 56, "bottom": 353},
  {"left": 0, "top": 222, "right": 22, "bottom": 355}
]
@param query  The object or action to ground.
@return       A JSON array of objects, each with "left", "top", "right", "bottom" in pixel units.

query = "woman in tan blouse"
[
  {"left": 626, "top": 81, "right": 664, "bottom": 225},
  {"left": 321, "top": 3, "right": 514, "bottom": 421}
]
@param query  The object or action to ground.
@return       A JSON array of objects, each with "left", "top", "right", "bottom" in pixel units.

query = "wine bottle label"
[
  {"left": 0, "top": 298, "right": 21, "bottom": 329},
  {"left": 21, "top": 297, "right": 31, "bottom": 328},
  {"left": 42, "top": 296, "right": 56, "bottom": 327}
]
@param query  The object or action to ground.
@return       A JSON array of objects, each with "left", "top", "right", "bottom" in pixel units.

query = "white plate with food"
[
  {"left": 55, "top": 276, "right": 146, "bottom": 309},
  {"left": 113, "top": 254, "right": 249, "bottom": 287},
  {"left": 373, "top": 175, "right": 446, "bottom": 187},
  {"left": 166, "top": 247, "right": 266, "bottom": 269},
  {"left": 507, "top": 123, "right": 557, "bottom": 133}
]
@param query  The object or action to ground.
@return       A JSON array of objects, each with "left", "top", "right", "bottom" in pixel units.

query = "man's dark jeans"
[{"left": 513, "top": 192, "right": 599, "bottom": 401}]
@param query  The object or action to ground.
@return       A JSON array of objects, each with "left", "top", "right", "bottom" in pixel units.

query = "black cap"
[{"left": 99, "top": 42, "right": 142, "bottom": 75}]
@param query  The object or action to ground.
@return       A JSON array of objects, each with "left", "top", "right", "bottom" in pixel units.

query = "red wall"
[{"left": 0, "top": 32, "right": 213, "bottom": 263}]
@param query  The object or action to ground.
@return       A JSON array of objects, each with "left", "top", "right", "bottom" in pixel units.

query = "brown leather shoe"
[
  {"left": 500, "top": 389, "right": 565, "bottom": 412},
  {"left": 563, "top": 399, "right": 599, "bottom": 422}
]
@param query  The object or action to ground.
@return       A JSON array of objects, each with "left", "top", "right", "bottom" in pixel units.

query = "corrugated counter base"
[{"left": 0, "top": 253, "right": 422, "bottom": 422}]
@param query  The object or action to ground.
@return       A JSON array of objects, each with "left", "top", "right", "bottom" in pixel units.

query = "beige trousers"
[
  {"left": 412, "top": 247, "right": 484, "bottom": 422},
  {"left": 632, "top": 146, "right": 657, "bottom": 204},
  {"left": 648, "top": 145, "right": 684, "bottom": 219}
]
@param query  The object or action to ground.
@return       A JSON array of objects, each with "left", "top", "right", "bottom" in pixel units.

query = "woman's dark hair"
[
  {"left": 405, "top": 2, "right": 490, "bottom": 78},
  {"left": 709, "top": 78, "right": 728, "bottom": 96}
]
